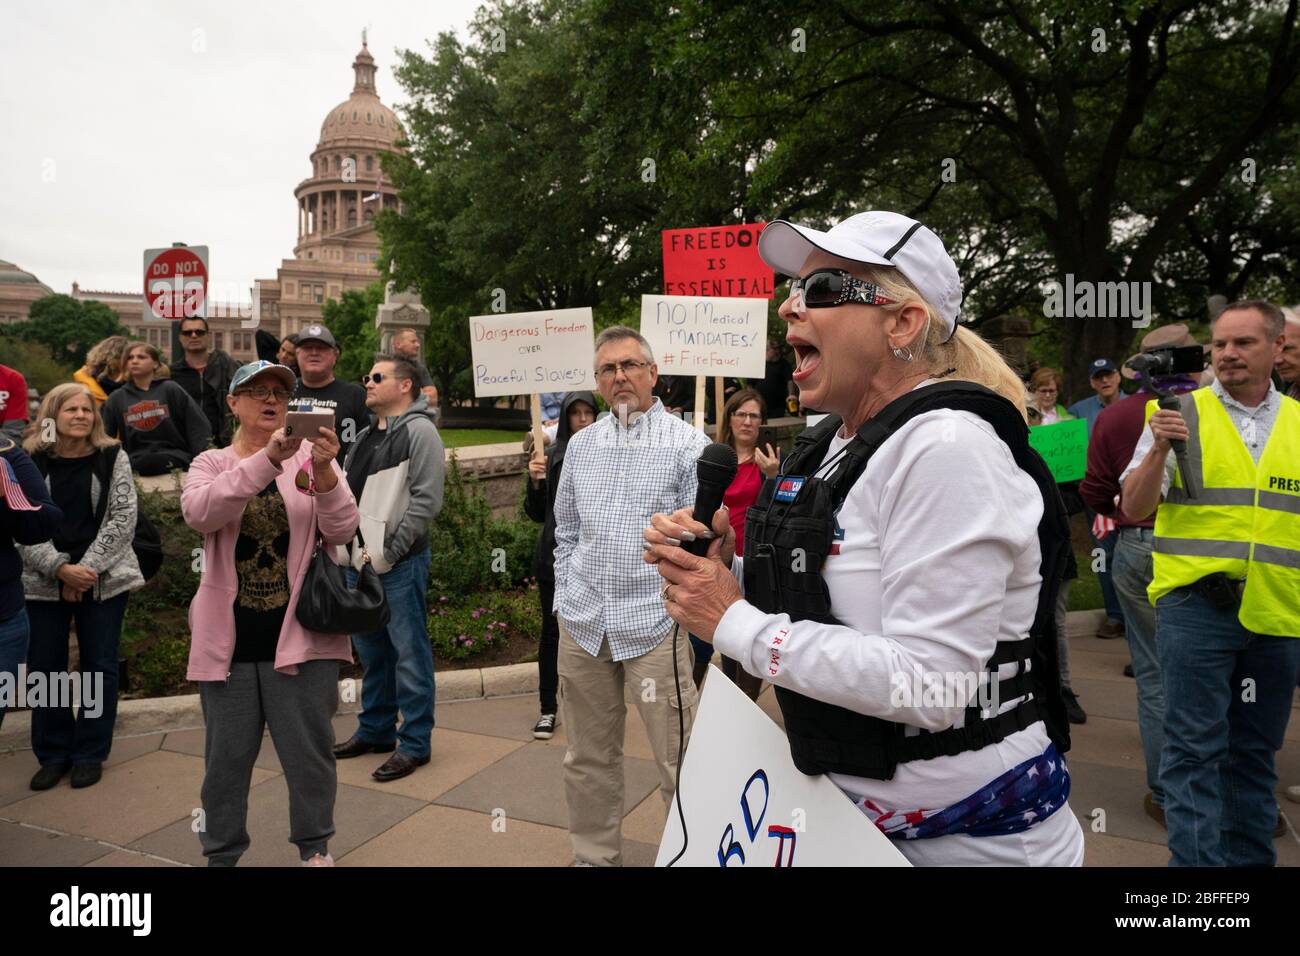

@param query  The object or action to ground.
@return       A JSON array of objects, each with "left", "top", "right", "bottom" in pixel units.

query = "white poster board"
[
  {"left": 468, "top": 307, "right": 596, "bottom": 397},
  {"left": 639, "top": 294, "right": 767, "bottom": 379},
  {"left": 656, "top": 670, "right": 910, "bottom": 867}
]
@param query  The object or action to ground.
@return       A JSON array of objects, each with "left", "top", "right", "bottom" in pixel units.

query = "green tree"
[
  {"left": 381, "top": 0, "right": 1300, "bottom": 397},
  {"left": 320, "top": 283, "right": 383, "bottom": 384},
  {"left": 0, "top": 335, "right": 74, "bottom": 396},
  {"left": 9, "top": 294, "right": 128, "bottom": 369}
]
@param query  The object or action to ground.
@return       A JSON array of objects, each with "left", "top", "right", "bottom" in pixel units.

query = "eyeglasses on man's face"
[
  {"left": 180, "top": 328, "right": 208, "bottom": 338},
  {"left": 595, "top": 359, "right": 650, "bottom": 381},
  {"left": 362, "top": 372, "right": 390, "bottom": 385},
  {"left": 237, "top": 386, "right": 291, "bottom": 402},
  {"left": 788, "top": 269, "right": 898, "bottom": 309}
]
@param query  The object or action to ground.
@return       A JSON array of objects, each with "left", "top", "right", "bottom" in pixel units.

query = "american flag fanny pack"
[{"left": 862, "top": 744, "right": 1071, "bottom": 841}]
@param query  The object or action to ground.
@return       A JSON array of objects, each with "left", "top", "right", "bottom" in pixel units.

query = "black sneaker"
[
  {"left": 30, "top": 761, "right": 71, "bottom": 791},
  {"left": 1123, "top": 662, "right": 1135, "bottom": 678},
  {"left": 1062, "top": 688, "right": 1087, "bottom": 724},
  {"left": 532, "top": 713, "right": 557, "bottom": 740},
  {"left": 70, "top": 763, "right": 103, "bottom": 789}
]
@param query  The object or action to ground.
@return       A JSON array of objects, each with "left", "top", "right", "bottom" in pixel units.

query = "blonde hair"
[
  {"left": 858, "top": 266, "right": 1030, "bottom": 421},
  {"left": 85, "top": 335, "right": 130, "bottom": 378},
  {"left": 1028, "top": 367, "right": 1062, "bottom": 393},
  {"left": 22, "top": 383, "right": 119, "bottom": 455},
  {"left": 124, "top": 341, "right": 171, "bottom": 381}
]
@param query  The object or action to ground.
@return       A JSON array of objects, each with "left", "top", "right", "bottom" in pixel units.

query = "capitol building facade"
[{"left": 0, "top": 37, "right": 406, "bottom": 362}]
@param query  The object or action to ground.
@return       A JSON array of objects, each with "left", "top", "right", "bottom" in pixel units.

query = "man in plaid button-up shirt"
[{"left": 553, "top": 325, "right": 708, "bottom": 866}]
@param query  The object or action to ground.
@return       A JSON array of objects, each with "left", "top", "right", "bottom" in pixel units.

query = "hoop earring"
[{"left": 891, "top": 345, "right": 914, "bottom": 363}]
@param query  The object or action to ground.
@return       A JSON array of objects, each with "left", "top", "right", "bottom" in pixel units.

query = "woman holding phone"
[{"left": 181, "top": 360, "right": 359, "bottom": 866}]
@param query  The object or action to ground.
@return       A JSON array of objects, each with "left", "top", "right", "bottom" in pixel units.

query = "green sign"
[{"left": 1028, "top": 417, "right": 1088, "bottom": 482}]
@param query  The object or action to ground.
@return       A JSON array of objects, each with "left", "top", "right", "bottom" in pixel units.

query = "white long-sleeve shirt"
[{"left": 714, "top": 403, "right": 1084, "bottom": 865}]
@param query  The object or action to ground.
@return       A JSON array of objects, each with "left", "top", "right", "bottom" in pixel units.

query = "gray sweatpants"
[
  {"left": 198, "top": 659, "right": 340, "bottom": 866},
  {"left": 1055, "top": 578, "right": 1072, "bottom": 690}
]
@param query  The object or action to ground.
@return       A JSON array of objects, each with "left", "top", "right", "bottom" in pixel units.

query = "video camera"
[
  {"left": 1124, "top": 344, "right": 1204, "bottom": 378},
  {"left": 1124, "top": 345, "right": 1204, "bottom": 499}
]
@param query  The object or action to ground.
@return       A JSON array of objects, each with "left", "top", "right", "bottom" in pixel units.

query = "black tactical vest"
[{"left": 743, "top": 381, "right": 1072, "bottom": 780}]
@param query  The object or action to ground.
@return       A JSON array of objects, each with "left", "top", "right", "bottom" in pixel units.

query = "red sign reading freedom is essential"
[{"left": 662, "top": 223, "right": 773, "bottom": 299}]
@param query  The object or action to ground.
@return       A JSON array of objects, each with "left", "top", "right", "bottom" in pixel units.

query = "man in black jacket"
[
  {"left": 170, "top": 316, "right": 239, "bottom": 446},
  {"left": 523, "top": 391, "right": 597, "bottom": 739}
]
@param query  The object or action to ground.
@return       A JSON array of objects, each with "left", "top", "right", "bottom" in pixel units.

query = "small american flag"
[
  {"left": 1091, "top": 511, "right": 1117, "bottom": 540},
  {"left": 1, "top": 456, "right": 40, "bottom": 511}
]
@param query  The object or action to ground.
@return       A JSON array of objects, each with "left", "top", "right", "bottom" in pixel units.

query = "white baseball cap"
[{"left": 758, "top": 211, "right": 963, "bottom": 341}]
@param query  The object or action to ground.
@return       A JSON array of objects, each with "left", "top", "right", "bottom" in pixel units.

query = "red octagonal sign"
[{"left": 143, "top": 246, "right": 208, "bottom": 321}]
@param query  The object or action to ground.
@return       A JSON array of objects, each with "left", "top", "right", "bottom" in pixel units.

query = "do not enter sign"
[{"left": 142, "top": 246, "right": 208, "bottom": 321}]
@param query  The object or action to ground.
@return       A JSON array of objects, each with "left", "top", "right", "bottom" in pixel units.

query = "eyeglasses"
[
  {"left": 595, "top": 359, "right": 650, "bottom": 381},
  {"left": 179, "top": 328, "right": 208, "bottom": 337},
  {"left": 362, "top": 372, "right": 408, "bottom": 385},
  {"left": 731, "top": 411, "right": 762, "bottom": 422},
  {"left": 1034, "top": 387, "right": 1058, "bottom": 395},
  {"left": 236, "top": 386, "right": 291, "bottom": 402},
  {"left": 788, "top": 269, "right": 898, "bottom": 309}
]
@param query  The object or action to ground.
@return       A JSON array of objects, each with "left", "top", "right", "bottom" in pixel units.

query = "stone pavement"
[{"left": 1, "top": 612, "right": 1297, "bottom": 867}]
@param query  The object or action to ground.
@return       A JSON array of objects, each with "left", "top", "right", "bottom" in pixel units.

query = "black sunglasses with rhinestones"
[{"left": 789, "top": 269, "right": 898, "bottom": 309}]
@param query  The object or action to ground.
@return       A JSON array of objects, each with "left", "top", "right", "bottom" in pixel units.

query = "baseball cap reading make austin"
[
  {"left": 229, "top": 360, "right": 296, "bottom": 395},
  {"left": 757, "top": 210, "right": 963, "bottom": 341},
  {"left": 296, "top": 323, "right": 338, "bottom": 349}
]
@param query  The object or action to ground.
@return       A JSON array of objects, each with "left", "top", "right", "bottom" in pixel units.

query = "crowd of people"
[
  {"left": 2, "top": 225, "right": 1298, "bottom": 867},
  {"left": 0, "top": 327, "right": 448, "bottom": 867}
]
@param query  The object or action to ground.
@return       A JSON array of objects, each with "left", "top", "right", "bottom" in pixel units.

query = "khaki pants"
[{"left": 557, "top": 617, "right": 698, "bottom": 866}]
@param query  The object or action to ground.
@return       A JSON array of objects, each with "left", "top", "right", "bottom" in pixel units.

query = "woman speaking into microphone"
[{"left": 644, "top": 211, "right": 1084, "bottom": 866}]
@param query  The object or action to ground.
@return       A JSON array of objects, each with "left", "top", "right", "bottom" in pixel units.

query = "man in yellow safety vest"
[{"left": 1122, "top": 299, "right": 1300, "bottom": 867}]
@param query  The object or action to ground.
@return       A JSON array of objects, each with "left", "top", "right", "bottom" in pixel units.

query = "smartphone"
[{"left": 284, "top": 409, "right": 335, "bottom": 441}]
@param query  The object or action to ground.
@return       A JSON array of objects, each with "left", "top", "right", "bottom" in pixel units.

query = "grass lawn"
[
  {"left": 441, "top": 428, "right": 527, "bottom": 448},
  {"left": 1068, "top": 547, "right": 1105, "bottom": 611}
]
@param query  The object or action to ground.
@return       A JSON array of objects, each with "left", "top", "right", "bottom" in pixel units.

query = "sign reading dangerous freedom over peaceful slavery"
[
  {"left": 469, "top": 308, "right": 596, "bottom": 397},
  {"left": 639, "top": 295, "right": 767, "bottom": 378},
  {"left": 1028, "top": 417, "right": 1089, "bottom": 482},
  {"left": 662, "top": 223, "right": 774, "bottom": 299},
  {"left": 656, "top": 671, "right": 910, "bottom": 867}
]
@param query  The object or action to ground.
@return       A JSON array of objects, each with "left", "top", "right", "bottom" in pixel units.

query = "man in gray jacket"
[{"left": 333, "top": 355, "right": 445, "bottom": 782}]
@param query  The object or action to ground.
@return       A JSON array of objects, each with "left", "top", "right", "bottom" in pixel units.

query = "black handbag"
[{"left": 295, "top": 529, "right": 390, "bottom": 634}]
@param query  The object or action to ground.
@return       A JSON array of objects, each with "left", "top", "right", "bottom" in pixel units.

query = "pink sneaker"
[{"left": 302, "top": 853, "right": 335, "bottom": 867}]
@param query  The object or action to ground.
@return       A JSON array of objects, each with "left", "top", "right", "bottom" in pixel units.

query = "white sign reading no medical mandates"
[
  {"left": 656, "top": 671, "right": 910, "bottom": 867},
  {"left": 468, "top": 308, "right": 596, "bottom": 398},
  {"left": 639, "top": 295, "right": 768, "bottom": 379}
]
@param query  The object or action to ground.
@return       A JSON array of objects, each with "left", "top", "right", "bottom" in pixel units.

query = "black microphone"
[{"left": 685, "top": 443, "right": 738, "bottom": 556}]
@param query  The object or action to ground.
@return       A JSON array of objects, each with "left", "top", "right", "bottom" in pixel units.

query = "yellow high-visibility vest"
[{"left": 1145, "top": 388, "right": 1300, "bottom": 636}]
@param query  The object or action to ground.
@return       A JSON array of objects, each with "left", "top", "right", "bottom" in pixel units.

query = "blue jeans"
[
  {"left": 1086, "top": 507, "right": 1124, "bottom": 625},
  {"left": 1157, "top": 586, "right": 1299, "bottom": 866},
  {"left": 349, "top": 548, "right": 435, "bottom": 759},
  {"left": 688, "top": 633, "right": 713, "bottom": 666},
  {"left": 0, "top": 608, "right": 30, "bottom": 732},
  {"left": 1111, "top": 528, "right": 1164, "bottom": 805},
  {"left": 26, "top": 593, "right": 128, "bottom": 765}
]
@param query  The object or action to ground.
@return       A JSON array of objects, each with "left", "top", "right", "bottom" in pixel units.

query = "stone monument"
[{"left": 375, "top": 280, "right": 430, "bottom": 352}]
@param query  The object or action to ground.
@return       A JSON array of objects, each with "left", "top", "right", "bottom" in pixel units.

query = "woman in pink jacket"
[{"left": 181, "top": 361, "right": 360, "bottom": 867}]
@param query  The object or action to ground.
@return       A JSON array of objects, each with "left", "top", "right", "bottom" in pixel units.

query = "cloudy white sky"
[{"left": 0, "top": 0, "right": 483, "bottom": 302}]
